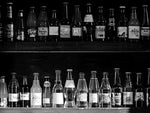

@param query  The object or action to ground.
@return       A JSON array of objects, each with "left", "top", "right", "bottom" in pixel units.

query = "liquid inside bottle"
[{"left": 146, "top": 68, "right": 150, "bottom": 107}]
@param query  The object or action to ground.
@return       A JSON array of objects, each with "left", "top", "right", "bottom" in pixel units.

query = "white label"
[
  {"left": 31, "top": 93, "right": 42, "bottom": 106},
  {"left": 141, "top": 27, "right": 150, "bottom": 36},
  {"left": 65, "top": 80, "right": 75, "bottom": 88},
  {"left": 9, "top": 93, "right": 19, "bottom": 102},
  {"left": 101, "top": 93, "right": 111, "bottom": 104},
  {"left": 38, "top": 27, "right": 48, "bottom": 36},
  {"left": 49, "top": 26, "right": 59, "bottom": 36},
  {"left": 109, "top": 18, "right": 115, "bottom": 26},
  {"left": 0, "top": 98, "right": 7, "bottom": 107},
  {"left": 112, "top": 93, "right": 122, "bottom": 106},
  {"left": 77, "top": 93, "right": 87, "bottom": 102},
  {"left": 52, "top": 93, "right": 64, "bottom": 104},
  {"left": 89, "top": 93, "right": 98, "bottom": 103},
  {"left": 128, "top": 26, "right": 140, "bottom": 39},
  {"left": 117, "top": 27, "right": 127, "bottom": 38},
  {"left": 72, "top": 27, "right": 82, "bottom": 36},
  {"left": 60, "top": 25, "right": 70, "bottom": 38},
  {"left": 95, "top": 26, "right": 105, "bottom": 39},
  {"left": 44, "top": 81, "right": 50, "bottom": 87},
  {"left": 17, "top": 31, "right": 25, "bottom": 41},
  {"left": 28, "top": 28, "right": 36, "bottom": 37},
  {"left": 84, "top": 14, "right": 94, "bottom": 22},
  {"left": 135, "top": 92, "right": 144, "bottom": 101},
  {"left": 20, "top": 93, "right": 29, "bottom": 100},
  {"left": 123, "top": 92, "right": 133, "bottom": 105},
  {"left": 6, "top": 24, "right": 14, "bottom": 38},
  {"left": 43, "top": 98, "right": 50, "bottom": 104}
]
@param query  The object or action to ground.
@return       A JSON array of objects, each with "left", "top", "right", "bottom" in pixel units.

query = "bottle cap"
[
  {"left": 55, "top": 70, "right": 61, "bottom": 73},
  {"left": 119, "top": 6, "right": 126, "bottom": 8},
  {"left": 67, "top": 69, "right": 73, "bottom": 72},
  {"left": 125, "top": 72, "right": 131, "bottom": 74},
  {"left": 7, "top": 2, "right": 13, "bottom": 5},
  {"left": 86, "top": 3, "right": 92, "bottom": 6},
  {"left": 44, "top": 75, "right": 50, "bottom": 78},
  {"left": 142, "top": 5, "right": 148, "bottom": 7}
]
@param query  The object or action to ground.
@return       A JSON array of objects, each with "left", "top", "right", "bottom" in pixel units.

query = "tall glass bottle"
[
  {"left": 134, "top": 73, "right": 144, "bottom": 107},
  {"left": 43, "top": 75, "right": 51, "bottom": 107},
  {"left": 0, "top": 5, "right": 3, "bottom": 42},
  {"left": 89, "top": 71, "right": 99, "bottom": 108},
  {"left": 52, "top": 70, "right": 64, "bottom": 108},
  {"left": 20, "top": 76, "right": 30, "bottom": 107},
  {"left": 37, "top": 6, "right": 49, "bottom": 42},
  {"left": 83, "top": 3, "right": 94, "bottom": 42},
  {"left": 123, "top": 72, "right": 133, "bottom": 107},
  {"left": 146, "top": 68, "right": 150, "bottom": 107},
  {"left": 0, "top": 76, "right": 8, "bottom": 107},
  {"left": 59, "top": 2, "right": 71, "bottom": 41},
  {"left": 72, "top": 5, "right": 82, "bottom": 41},
  {"left": 76, "top": 72, "right": 88, "bottom": 108},
  {"left": 112, "top": 68, "right": 122, "bottom": 107},
  {"left": 26, "top": 6, "right": 37, "bottom": 42},
  {"left": 49, "top": 10, "right": 59, "bottom": 42},
  {"left": 128, "top": 7, "right": 140, "bottom": 42},
  {"left": 141, "top": 5, "right": 150, "bottom": 41},
  {"left": 30, "top": 73, "right": 42, "bottom": 108},
  {"left": 99, "top": 72, "right": 111, "bottom": 108},
  {"left": 64, "top": 69, "right": 76, "bottom": 108},
  {"left": 94, "top": 6, "right": 106, "bottom": 41},
  {"left": 8, "top": 72, "right": 19, "bottom": 107}
]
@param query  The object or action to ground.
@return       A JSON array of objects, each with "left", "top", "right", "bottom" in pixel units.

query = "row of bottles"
[
  {"left": 0, "top": 68, "right": 150, "bottom": 108},
  {"left": 0, "top": 2, "right": 150, "bottom": 42}
]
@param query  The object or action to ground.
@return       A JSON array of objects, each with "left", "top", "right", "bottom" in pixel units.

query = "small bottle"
[
  {"left": 99, "top": 72, "right": 111, "bottom": 108},
  {"left": 20, "top": 76, "right": 30, "bottom": 107},
  {"left": 52, "top": 70, "right": 64, "bottom": 108},
  {"left": 146, "top": 68, "right": 150, "bottom": 107},
  {"left": 76, "top": 72, "right": 88, "bottom": 108},
  {"left": 37, "top": 6, "right": 49, "bottom": 42},
  {"left": 123, "top": 72, "right": 133, "bottom": 107},
  {"left": 89, "top": 71, "right": 99, "bottom": 108},
  {"left": 128, "top": 7, "right": 140, "bottom": 42},
  {"left": 30, "top": 73, "right": 42, "bottom": 108},
  {"left": 43, "top": 75, "right": 51, "bottom": 107},
  {"left": 64, "top": 69, "right": 76, "bottom": 108},
  {"left": 0, "top": 5, "right": 3, "bottom": 42},
  {"left": 8, "top": 72, "right": 20, "bottom": 107},
  {"left": 49, "top": 10, "right": 59, "bottom": 42},
  {"left": 26, "top": 6, "right": 37, "bottom": 42},
  {"left": 134, "top": 73, "right": 144, "bottom": 107},
  {"left": 0, "top": 76, "right": 8, "bottom": 108}
]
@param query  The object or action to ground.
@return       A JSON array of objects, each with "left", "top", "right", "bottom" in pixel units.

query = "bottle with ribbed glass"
[
  {"left": 52, "top": 70, "right": 64, "bottom": 108},
  {"left": 89, "top": 71, "right": 99, "bottom": 108},
  {"left": 76, "top": 72, "right": 88, "bottom": 108},
  {"left": 146, "top": 68, "right": 150, "bottom": 107},
  {"left": 0, "top": 5, "right": 3, "bottom": 42}
]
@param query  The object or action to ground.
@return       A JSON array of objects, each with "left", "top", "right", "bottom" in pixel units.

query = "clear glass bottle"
[
  {"left": 0, "top": 5, "right": 3, "bottom": 42},
  {"left": 76, "top": 72, "right": 88, "bottom": 108},
  {"left": 146, "top": 68, "right": 150, "bottom": 107}
]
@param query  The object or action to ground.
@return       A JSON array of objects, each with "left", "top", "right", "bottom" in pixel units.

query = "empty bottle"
[
  {"left": 89, "top": 71, "right": 99, "bottom": 108},
  {"left": 64, "top": 69, "right": 76, "bottom": 108},
  {"left": 76, "top": 72, "right": 88, "bottom": 108},
  {"left": 8, "top": 72, "right": 19, "bottom": 107},
  {"left": 52, "top": 70, "right": 64, "bottom": 108},
  {"left": 146, "top": 68, "right": 150, "bottom": 107},
  {"left": 0, "top": 76, "right": 8, "bottom": 107},
  {"left": 0, "top": 5, "right": 3, "bottom": 42}
]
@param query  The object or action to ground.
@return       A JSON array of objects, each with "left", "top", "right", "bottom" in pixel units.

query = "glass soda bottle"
[
  {"left": 76, "top": 72, "right": 88, "bottom": 108},
  {"left": 89, "top": 71, "right": 99, "bottom": 108},
  {"left": 37, "top": 6, "right": 49, "bottom": 42},
  {"left": 99, "top": 72, "right": 111, "bottom": 108},
  {"left": 111, "top": 68, "right": 122, "bottom": 107},
  {"left": 52, "top": 70, "right": 64, "bottom": 108},
  {"left": 8, "top": 72, "right": 20, "bottom": 107},
  {"left": 43, "top": 75, "right": 51, "bottom": 107},
  {"left": 0, "top": 76, "right": 8, "bottom": 107},
  {"left": 72, "top": 5, "right": 82, "bottom": 41},
  {"left": 0, "top": 5, "right": 3, "bottom": 42},
  {"left": 123, "top": 72, "right": 133, "bottom": 107},
  {"left": 20, "top": 76, "right": 30, "bottom": 107},
  {"left": 146, "top": 68, "right": 150, "bottom": 107},
  {"left": 64, "top": 69, "right": 76, "bottom": 108},
  {"left": 30, "top": 73, "right": 42, "bottom": 108},
  {"left": 141, "top": 5, "right": 150, "bottom": 41},
  {"left": 26, "top": 6, "right": 37, "bottom": 42}
]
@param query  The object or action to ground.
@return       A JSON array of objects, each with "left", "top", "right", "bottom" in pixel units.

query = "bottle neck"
[
  {"left": 0, "top": 76, "right": 6, "bottom": 83},
  {"left": 23, "top": 77, "right": 27, "bottom": 85},
  {"left": 7, "top": 4, "right": 13, "bottom": 18},
  {"left": 55, "top": 70, "right": 61, "bottom": 83},
  {"left": 74, "top": 5, "right": 81, "bottom": 24},
  {"left": 148, "top": 68, "right": 150, "bottom": 86},
  {"left": 98, "top": 7, "right": 104, "bottom": 20},
  {"left": 91, "top": 71, "right": 97, "bottom": 79},
  {"left": 142, "top": 5, "right": 149, "bottom": 25},
  {"left": 79, "top": 72, "right": 85, "bottom": 79},
  {"left": 120, "top": 8, "right": 126, "bottom": 19},
  {"left": 63, "top": 3, "right": 69, "bottom": 19},
  {"left": 67, "top": 70, "right": 73, "bottom": 80},
  {"left": 86, "top": 4, "right": 92, "bottom": 14},
  {"left": 114, "top": 68, "right": 121, "bottom": 86},
  {"left": 125, "top": 72, "right": 132, "bottom": 86},
  {"left": 131, "top": 7, "right": 137, "bottom": 19},
  {"left": 33, "top": 73, "right": 40, "bottom": 86},
  {"left": 109, "top": 8, "right": 115, "bottom": 17},
  {"left": 52, "top": 10, "right": 57, "bottom": 19},
  {"left": 136, "top": 73, "right": 142, "bottom": 86}
]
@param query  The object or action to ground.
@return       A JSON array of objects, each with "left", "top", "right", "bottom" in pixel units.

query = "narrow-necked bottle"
[
  {"left": 0, "top": 76, "right": 8, "bottom": 107},
  {"left": 89, "top": 71, "right": 99, "bottom": 108},
  {"left": 76, "top": 72, "right": 88, "bottom": 108},
  {"left": 30, "top": 72, "right": 42, "bottom": 108},
  {"left": 0, "top": 5, "right": 3, "bottom": 42},
  {"left": 52, "top": 70, "right": 64, "bottom": 108},
  {"left": 146, "top": 68, "right": 150, "bottom": 107}
]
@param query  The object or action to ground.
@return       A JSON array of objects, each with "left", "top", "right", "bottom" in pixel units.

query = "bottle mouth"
[
  {"left": 7, "top": 2, "right": 13, "bottom": 5},
  {"left": 67, "top": 69, "right": 73, "bottom": 72},
  {"left": 142, "top": 5, "right": 148, "bottom": 7},
  {"left": 120, "top": 6, "right": 126, "bottom": 8}
]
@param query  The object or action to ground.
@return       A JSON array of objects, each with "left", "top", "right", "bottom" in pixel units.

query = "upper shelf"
[{"left": 0, "top": 42, "right": 150, "bottom": 53}]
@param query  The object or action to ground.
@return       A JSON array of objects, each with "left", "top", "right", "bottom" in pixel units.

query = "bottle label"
[
  {"left": 112, "top": 92, "right": 122, "bottom": 106},
  {"left": 89, "top": 93, "right": 98, "bottom": 103},
  {"left": 109, "top": 18, "right": 115, "bottom": 26},
  {"left": 43, "top": 98, "right": 50, "bottom": 104},
  {"left": 0, "top": 23, "right": 2, "bottom": 40},
  {"left": 38, "top": 27, "right": 48, "bottom": 36},
  {"left": 52, "top": 93, "right": 64, "bottom": 104},
  {"left": 77, "top": 93, "right": 87, "bottom": 102},
  {"left": 60, "top": 25, "right": 70, "bottom": 38},
  {"left": 101, "top": 93, "right": 111, "bottom": 104},
  {"left": 17, "top": 31, "right": 25, "bottom": 41},
  {"left": 28, "top": 28, "right": 36, "bottom": 37},
  {"left": 6, "top": 24, "right": 14, "bottom": 39},
  {"left": 31, "top": 93, "right": 42, "bottom": 106},
  {"left": 44, "top": 81, "right": 50, "bottom": 87},
  {"left": 95, "top": 26, "right": 105, "bottom": 39},
  {"left": 20, "top": 93, "right": 29, "bottom": 100},
  {"left": 0, "top": 98, "right": 7, "bottom": 107},
  {"left": 135, "top": 92, "right": 144, "bottom": 101},
  {"left": 65, "top": 80, "right": 75, "bottom": 88},
  {"left": 49, "top": 26, "right": 59, "bottom": 36},
  {"left": 128, "top": 26, "right": 140, "bottom": 39},
  {"left": 117, "top": 27, "right": 127, "bottom": 38},
  {"left": 123, "top": 92, "right": 133, "bottom": 105},
  {"left": 84, "top": 14, "right": 94, "bottom": 22},
  {"left": 72, "top": 27, "right": 82, "bottom": 37},
  {"left": 9, "top": 93, "right": 19, "bottom": 102},
  {"left": 141, "top": 27, "right": 150, "bottom": 37}
]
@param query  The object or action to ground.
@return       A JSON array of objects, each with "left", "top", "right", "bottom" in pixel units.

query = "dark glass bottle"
[
  {"left": 0, "top": 5, "right": 3, "bottom": 42},
  {"left": 146, "top": 68, "right": 150, "bottom": 107},
  {"left": 20, "top": 76, "right": 30, "bottom": 107},
  {"left": 49, "top": 10, "right": 59, "bottom": 42}
]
